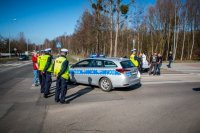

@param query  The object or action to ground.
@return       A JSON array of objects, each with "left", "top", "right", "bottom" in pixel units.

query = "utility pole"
[
  {"left": 9, "top": 37, "right": 11, "bottom": 58},
  {"left": 27, "top": 39, "right": 29, "bottom": 52}
]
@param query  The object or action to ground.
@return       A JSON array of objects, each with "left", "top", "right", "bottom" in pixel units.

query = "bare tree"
[
  {"left": 90, "top": 0, "right": 103, "bottom": 54},
  {"left": 180, "top": 9, "right": 187, "bottom": 61}
]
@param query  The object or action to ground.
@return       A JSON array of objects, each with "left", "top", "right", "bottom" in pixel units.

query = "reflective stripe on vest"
[
  {"left": 40, "top": 55, "right": 49, "bottom": 71},
  {"left": 47, "top": 60, "right": 54, "bottom": 73},
  {"left": 130, "top": 54, "right": 139, "bottom": 67},
  {"left": 54, "top": 57, "right": 69, "bottom": 80}
]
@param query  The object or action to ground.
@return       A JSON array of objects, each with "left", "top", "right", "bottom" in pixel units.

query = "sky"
[{"left": 0, "top": 0, "right": 155, "bottom": 44}]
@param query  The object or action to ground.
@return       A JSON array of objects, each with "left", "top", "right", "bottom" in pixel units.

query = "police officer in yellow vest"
[
  {"left": 37, "top": 50, "right": 44, "bottom": 92},
  {"left": 41, "top": 48, "right": 54, "bottom": 98},
  {"left": 54, "top": 48, "right": 69, "bottom": 104},
  {"left": 130, "top": 49, "right": 139, "bottom": 67}
]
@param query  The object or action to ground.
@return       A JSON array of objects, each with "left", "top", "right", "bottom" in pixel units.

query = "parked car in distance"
[
  {"left": 70, "top": 57, "right": 141, "bottom": 92},
  {"left": 18, "top": 55, "right": 29, "bottom": 61}
]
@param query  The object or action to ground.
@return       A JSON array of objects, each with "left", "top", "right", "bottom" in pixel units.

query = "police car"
[{"left": 70, "top": 57, "right": 141, "bottom": 92}]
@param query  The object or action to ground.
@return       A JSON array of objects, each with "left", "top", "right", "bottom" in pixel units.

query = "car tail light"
[{"left": 116, "top": 68, "right": 130, "bottom": 73}]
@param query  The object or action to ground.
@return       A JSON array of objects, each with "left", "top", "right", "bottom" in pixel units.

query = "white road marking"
[
  {"left": 0, "top": 61, "right": 32, "bottom": 73},
  {"left": 142, "top": 80, "right": 200, "bottom": 85}
]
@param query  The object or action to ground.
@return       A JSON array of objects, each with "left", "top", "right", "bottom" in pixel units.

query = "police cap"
[
  {"left": 131, "top": 49, "right": 137, "bottom": 52},
  {"left": 44, "top": 48, "right": 52, "bottom": 52},
  {"left": 61, "top": 48, "right": 68, "bottom": 53}
]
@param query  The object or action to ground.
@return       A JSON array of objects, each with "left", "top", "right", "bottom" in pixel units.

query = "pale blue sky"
[{"left": 0, "top": 0, "right": 155, "bottom": 44}]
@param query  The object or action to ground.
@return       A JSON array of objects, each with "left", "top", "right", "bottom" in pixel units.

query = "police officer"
[
  {"left": 54, "top": 48, "right": 69, "bottom": 104},
  {"left": 38, "top": 50, "right": 47, "bottom": 93},
  {"left": 130, "top": 49, "right": 139, "bottom": 67},
  {"left": 37, "top": 50, "right": 44, "bottom": 91},
  {"left": 42, "top": 48, "right": 54, "bottom": 98}
]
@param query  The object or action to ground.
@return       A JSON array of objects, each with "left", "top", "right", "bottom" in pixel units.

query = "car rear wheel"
[{"left": 99, "top": 77, "right": 112, "bottom": 92}]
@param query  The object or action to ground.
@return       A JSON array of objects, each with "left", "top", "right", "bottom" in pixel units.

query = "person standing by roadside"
[
  {"left": 141, "top": 52, "right": 149, "bottom": 72},
  {"left": 167, "top": 51, "right": 173, "bottom": 68},
  {"left": 37, "top": 50, "right": 44, "bottom": 92},
  {"left": 156, "top": 53, "right": 163, "bottom": 75},
  {"left": 138, "top": 53, "right": 143, "bottom": 73},
  {"left": 130, "top": 49, "right": 139, "bottom": 68},
  {"left": 54, "top": 48, "right": 69, "bottom": 104},
  {"left": 32, "top": 51, "right": 39, "bottom": 86},
  {"left": 43, "top": 48, "right": 54, "bottom": 98},
  {"left": 149, "top": 52, "right": 158, "bottom": 75}
]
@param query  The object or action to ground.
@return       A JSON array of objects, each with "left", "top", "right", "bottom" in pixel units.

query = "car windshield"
[{"left": 120, "top": 60, "right": 135, "bottom": 68}]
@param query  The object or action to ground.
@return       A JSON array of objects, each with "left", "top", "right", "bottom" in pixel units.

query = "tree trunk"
[
  {"left": 102, "top": 31, "right": 106, "bottom": 55},
  {"left": 114, "top": 0, "right": 120, "bottom": 57},
  {"left": 173, "top": 6, "right": 177, "bottom": 61},
  {"left": 96, "top": 13, "right": 100, "bottom": 54},
  {"left": 190, "top": 18, "right": 195, "bottom": 60},
  {"left": 151, "top": 30, "right": 153, "bottom": 54},
  {"left": 181, "top": 13, "right": 187, "bottom": 61},
  {"left": 187, "top": 34, "right": 190, "bottom": 59},
  {"left": 121, "top": 30, "right": 124, "bottom": 56},
  {"left": 140, "top": 32, "right": 143, "bottom": 54},
  {"left": 155, "top": 42, "right": 158, "bottom": 52},
  {"left": 109, "top": 0, "right": 113, "bottom": 57},
  {"left": 126, "top": 36, "right": 129, "bottom": 56},
  {"left": 174, "top": 24, "right": 179, "bottom": 60},
  {"left": 137, "top": 32, "right": 140, "bottom": 55}
]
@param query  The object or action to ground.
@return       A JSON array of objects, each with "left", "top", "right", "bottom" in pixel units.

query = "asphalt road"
[{"left": 0, "top": 62, "right": 200, "bottom": 133}]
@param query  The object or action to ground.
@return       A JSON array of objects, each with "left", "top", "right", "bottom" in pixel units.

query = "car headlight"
[{"left": 137, "top": 71, "right": 141, "bottom": 78}]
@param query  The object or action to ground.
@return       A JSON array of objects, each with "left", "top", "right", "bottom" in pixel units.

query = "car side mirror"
[{"left": 70, "top": 64, "right": 75, "bottom": 68}]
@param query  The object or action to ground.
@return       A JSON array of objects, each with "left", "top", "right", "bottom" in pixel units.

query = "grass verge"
[{"left": 67, "top": 55, "right": 78, "bottom": 64}]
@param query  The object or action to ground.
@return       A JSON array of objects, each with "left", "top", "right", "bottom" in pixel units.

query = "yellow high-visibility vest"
[
  {"left": 130, "top": 54, "right": 139, "bottom": 67},
  {"left": 39, "top": 54, "right": 53, "bottom": 72},
  {"left": 54, "top": 56, "right": 69, "bottom": 80},
  {"left": 47, "top": 59, "right": 54, "bottom": 73},
  {"left": 38, "top": 55, "right": 43, "bottom": 71}
]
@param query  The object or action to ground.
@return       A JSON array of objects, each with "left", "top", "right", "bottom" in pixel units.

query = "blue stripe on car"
[{"left": 70, "top": 69, "right": 121, "bottom": 75}]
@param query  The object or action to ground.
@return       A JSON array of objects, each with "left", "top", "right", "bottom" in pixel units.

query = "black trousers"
[
  {"left": 55, "top": 77, "right": 67, "bottom": 103},
  {"left": 38, "top": 70, "right": 42, "bottom": 85},
  {"left": 41, "top": 73, "right": 46, "bottom": 93},
  {"left": 44, "top": 72, "right": 52, "bottom": 95}
]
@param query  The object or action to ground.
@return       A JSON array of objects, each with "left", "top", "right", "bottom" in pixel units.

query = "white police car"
[{"left": 70, "top": 57, "right": 141, "bottom": 92}]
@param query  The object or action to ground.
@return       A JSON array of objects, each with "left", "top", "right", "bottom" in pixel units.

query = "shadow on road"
[
  {"left": 113, "top": 83, "right": 142, "bottom": 92},
  {"left": 46, "top": 92, "right": 55, "bottom": 98},
  {"left": 192, "top": 88, "right": 200, "bottom": 92},
  {"left": 67, "top": 82, "right": 79, "bottom": 90},
  {"left": 65, "top": 87, "right": 94, "bottom": 103},
  {"left": 49, "top": 86, "right": 56, "bottom": 91},
  {"left": 47, "top": 82, "right": 80, "bottom": 98}
]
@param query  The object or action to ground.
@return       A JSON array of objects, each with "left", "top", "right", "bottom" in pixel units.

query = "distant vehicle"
[
  {"left": 18, "top": 55, "right": 29, "bottom": 61},
  {"left": 70, "top": 57, "right": 141, "bottom": 92}
]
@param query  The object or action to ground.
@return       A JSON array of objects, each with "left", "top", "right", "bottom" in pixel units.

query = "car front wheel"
[{"left": 99, "top": 77, "right": 112, "bottom": 92}]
